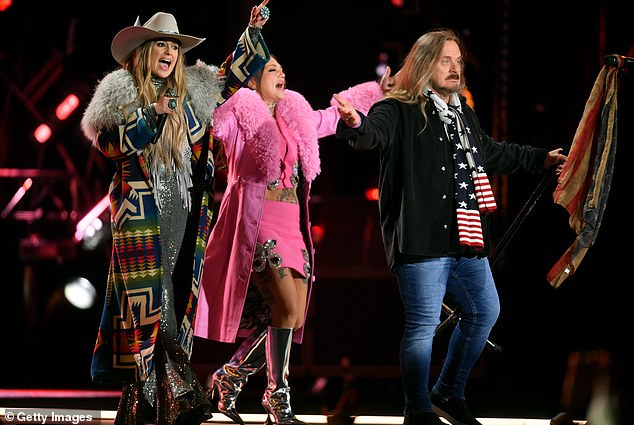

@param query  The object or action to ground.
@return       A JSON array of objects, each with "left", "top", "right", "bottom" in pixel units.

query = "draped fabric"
[{"left": 547, "top": 65, "right": 620, "bottom": 288}]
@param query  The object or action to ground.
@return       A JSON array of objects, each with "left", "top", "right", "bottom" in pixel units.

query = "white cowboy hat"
[{"left": 111, "top": 12, "right": 205, "bottom": 65}]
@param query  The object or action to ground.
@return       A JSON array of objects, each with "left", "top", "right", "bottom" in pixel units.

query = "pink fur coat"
[{"left": 194, "top": 81, "right": 383, "bottom": 343}]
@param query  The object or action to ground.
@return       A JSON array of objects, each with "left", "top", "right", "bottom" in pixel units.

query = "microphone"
[
  {"left": 155, "top": 88, "right": 178, "bottom": 140},
  {"left": 155, "top": 114, "right": 167, "bottom": 142},
  {"left": 604, "top": 54, "right": 634, "bottom": 69}
]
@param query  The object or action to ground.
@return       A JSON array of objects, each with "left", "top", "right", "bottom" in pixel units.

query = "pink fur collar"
[{"left": 215, "top": 88, "right": 321, "bottom": 182}]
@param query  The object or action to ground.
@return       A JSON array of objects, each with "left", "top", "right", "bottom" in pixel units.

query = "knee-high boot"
[
  {"left": 209, "top": 327, "right": 268, "bottom": 424},
  {"left": 262, "top": 326, "right": 307, "bottom": 425}
]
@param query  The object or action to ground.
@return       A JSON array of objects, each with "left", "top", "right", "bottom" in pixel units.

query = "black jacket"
[{"left": 336, "top": 96, "right": 547, "bottom": 270}]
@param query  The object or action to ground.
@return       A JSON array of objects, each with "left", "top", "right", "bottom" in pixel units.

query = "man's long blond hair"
[
  {"left": 125, "top": 40, "right": 189, "bottom": 173},
  {"left": 386, "top": 29, "right": 466, "bottom": 119}
]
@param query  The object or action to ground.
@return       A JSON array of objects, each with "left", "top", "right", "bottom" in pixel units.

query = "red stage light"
[
  {"left": 0, "top": 0, "right": 12, "bottom": 12},
  {"left": 55, "top": 93, "right": 80, "bottom": 120},
  {"left": 364, "top": 187, "right": 379, "bottom": 201},
  {"left": 311, "top": 224, "right": 325, "bottom": 244},
  {"left": 34, "top": 124, "right": 52, "bottom": 143}
]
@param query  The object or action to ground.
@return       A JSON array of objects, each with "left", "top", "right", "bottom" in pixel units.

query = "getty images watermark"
[{"left": 3, "top": 408, "right": 105, "bottom": 424}]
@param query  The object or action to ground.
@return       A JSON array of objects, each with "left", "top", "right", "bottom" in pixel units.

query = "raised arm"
[{"left": 216, "top": 1, "right": 271, "bottom": 105}]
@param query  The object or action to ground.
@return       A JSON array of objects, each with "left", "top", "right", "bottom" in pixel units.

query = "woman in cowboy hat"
[{"left": 80, "top": 3, "right": 270, "bottom": 424}]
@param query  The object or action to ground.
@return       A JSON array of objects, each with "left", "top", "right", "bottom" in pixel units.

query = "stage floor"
[
  {"left": 0, "top": 410, "right": 588, "bottom": 425},
  {"left": 0, "top": 389, "right": 588, "bottom": 425}
]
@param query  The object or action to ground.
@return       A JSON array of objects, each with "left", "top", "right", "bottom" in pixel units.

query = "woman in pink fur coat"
[{"left": 194, "top": 56, "right": 388, "bottom": 425}]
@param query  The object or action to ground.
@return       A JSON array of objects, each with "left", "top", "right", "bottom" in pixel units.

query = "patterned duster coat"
[
  {"left": 194, "top": 82, "right": 383, "bottom": 344},
  {"left": 80, "top": 30, "right": 269, "bottom": 383}
]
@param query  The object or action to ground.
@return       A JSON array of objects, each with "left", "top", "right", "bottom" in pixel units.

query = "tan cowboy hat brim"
[{"left": 111, "top": 13, "right": 205, "bottom": 65}]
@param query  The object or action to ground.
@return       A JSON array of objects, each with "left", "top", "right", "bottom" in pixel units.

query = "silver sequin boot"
[{"left": 262, "top": 326, "right": 307, "bottom": 425}]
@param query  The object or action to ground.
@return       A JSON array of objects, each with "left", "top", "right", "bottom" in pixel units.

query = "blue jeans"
[{"left": 394, "top": 256, "right": 500, "bottom": 415}]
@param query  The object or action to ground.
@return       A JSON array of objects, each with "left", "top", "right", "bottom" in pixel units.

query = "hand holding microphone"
[
  {"left": 154, "top": 88, "right": 179, "bottom": 115},
  {"left": 154, "top": 88, "right": 178, "bottom": 139}
]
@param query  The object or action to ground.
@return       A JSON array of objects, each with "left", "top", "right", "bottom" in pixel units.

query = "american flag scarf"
[{"left": 426, "top": 88, "right": 497, "bottom": 249}]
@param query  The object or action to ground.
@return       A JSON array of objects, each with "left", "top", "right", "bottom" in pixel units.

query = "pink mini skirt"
[{"left": 254, "top": 200, "right": 310, "bottom": 278}]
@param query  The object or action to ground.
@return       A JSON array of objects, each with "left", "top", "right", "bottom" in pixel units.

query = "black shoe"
[
  {"left": 430, "top": 394, "right": 482, "bottom": 425},
  {"left": 403, "top": 411, "right": 445, "bottom": 425}
]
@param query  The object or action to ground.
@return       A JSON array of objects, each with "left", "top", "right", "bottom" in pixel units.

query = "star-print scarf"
[{"left": 425, "top": 88, "right": 497, "bottom": 249}]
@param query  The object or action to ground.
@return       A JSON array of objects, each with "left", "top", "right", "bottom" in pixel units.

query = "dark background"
[{"left": 0, "top": 0, "right": 632, "bottom": 421}]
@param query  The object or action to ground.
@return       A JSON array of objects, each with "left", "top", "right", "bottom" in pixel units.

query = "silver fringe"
[{"left": 148, "top": 141, "right": 193, "bottom": 214}]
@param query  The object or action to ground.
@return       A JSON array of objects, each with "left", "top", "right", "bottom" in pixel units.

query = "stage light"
[
  {"left": 376, "top": 52, "right": 389, "bottom": 79},
  {"left": 1, "top": 178, "right": 32, "bottom": 218},
  {"left": 311, "top": 224, "right": 325, "bottom": 244},
  {"left": 34, "top": 123, "right": 52, "bottom": 143},
  {"left": 74, "top": 195, "right": 110, "bottom": 243},
  {"left": 32, "top": 92, "right": 82, "bottom": 143},
  {"left": 44, "top": 276, "right": 98, "bottom": 324},
  {"left": 0, "top": 0, "right": 12, "bottom": 12},
  {"left": 63, "top": 277, "right": 97, "bottom": 310},
  {"left": 81, "top": 217, "right": 105, "bottom": 250},
  {"left": 55, "top": 93, "right": 80, "bottom": 120},
  {"left": 364, "top": 187, "right": 379, "bottom": 201},
  {"left": 84, "top": 218, "right": 103, "bottom": 238}
]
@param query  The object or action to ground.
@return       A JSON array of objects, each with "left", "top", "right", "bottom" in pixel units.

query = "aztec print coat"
[
  {"left": 80, "top": 29, "right": 269, "bottom": 383},
  {"left": 194, "top": 82, "right": 383, "bottom": 344}
]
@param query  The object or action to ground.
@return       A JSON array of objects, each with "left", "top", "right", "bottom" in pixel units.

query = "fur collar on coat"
[
  {"left": 214, "top": 87, "right": 321, "bottom": 182},
  {"left": 80, "top": 60, "right": 222, "bottom": 143}
]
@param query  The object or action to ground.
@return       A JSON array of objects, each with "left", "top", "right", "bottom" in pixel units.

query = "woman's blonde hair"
[{"left": 125, "top": 40, "right": 189, "bottom": 173}]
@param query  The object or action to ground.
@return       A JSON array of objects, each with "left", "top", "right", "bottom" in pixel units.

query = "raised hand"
[{"left": 250, "top": 0, "right": 270, "bottom": 28}]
